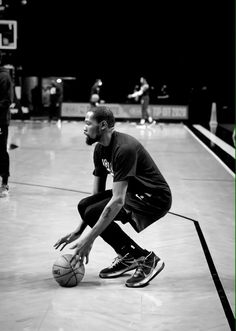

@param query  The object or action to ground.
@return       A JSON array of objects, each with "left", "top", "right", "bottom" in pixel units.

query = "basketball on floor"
[{"left": 52, "top": 254, "right": 85, "bottom": 287}]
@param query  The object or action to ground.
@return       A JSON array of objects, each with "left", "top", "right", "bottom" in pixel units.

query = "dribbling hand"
[
  {"left": 53, "top": 232, "right": 80, "bottom": 251},
  {"left": 70, "top": 239, "right": 93, "bottom": 265}
]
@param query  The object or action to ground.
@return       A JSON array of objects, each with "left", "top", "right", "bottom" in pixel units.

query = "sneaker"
[
  {"left": 99, "top": 253, "right": 138, "bottom": 278},
  {"left": 0, "top": 184, "right": 9, "bottom": 198},
  {"left": 148, "top": 120, "right": 156, "bottom": 126},
  {"left": 137, "top": 119, "right": 146, "bottom": 126},
  {"left": 125, "top": 252, "right": 164, "bottom": 288}
]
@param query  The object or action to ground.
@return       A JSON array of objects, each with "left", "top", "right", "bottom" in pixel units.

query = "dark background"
[{"left": 2, "top": 0, "right": 235, "bottom": 107}]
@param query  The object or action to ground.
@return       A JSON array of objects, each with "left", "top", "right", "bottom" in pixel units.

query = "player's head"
[
  {"left": 140, "top": 77, "right": 147, "bottom": 84},
  {"left": 84, "top": 106, "right": 115, "bottom": 145}
]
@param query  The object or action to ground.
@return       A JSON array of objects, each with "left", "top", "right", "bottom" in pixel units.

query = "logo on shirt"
[{"left": 102, "top": 158, "right": 114, "bottom": 177}]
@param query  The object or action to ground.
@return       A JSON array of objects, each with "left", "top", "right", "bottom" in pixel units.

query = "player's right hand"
[{"left": 53, "top": 232, "right": 80, "bottom": 251}]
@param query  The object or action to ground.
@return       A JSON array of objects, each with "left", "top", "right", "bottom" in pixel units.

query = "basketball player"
[
  {"left": 54, "top": 106, "right": 172, "bottom": 288},
  {"left": 128, "top": 77, "right": 155, "bottom": 125},
  {"left": 0, "top": 51, "right": 13, "bottom": 198},
  {"left": 90, "top": 79, "right": 103, "bottom": 107},
  {"left": 49, "top": 80, "right": 62, "bottom": 122}
]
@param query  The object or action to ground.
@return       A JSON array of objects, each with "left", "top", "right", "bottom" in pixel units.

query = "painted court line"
[
  {"left": 168, "top": 211, "right": 235, "bottom": 331},
  {"left": 193, "top": 124, "right": 235, "bottom": 158},
  {"left": 184, "top": 125, "right": 235, "bottom": 178}
]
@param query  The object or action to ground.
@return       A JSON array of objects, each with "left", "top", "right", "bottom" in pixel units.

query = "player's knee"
[
  {"left": 77, "top": 197, "right": 90, "bottom": 218},
  {"left": 82, "top": 207, "right": 98, "bottom": 227}
]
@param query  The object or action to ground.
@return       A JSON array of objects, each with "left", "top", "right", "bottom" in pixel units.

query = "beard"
[
  {"left": 86, "top": 136, "right": 97, "bottom": 145},
  {"left": 85, "top": 132, "right": 102, "bottom": 145}
]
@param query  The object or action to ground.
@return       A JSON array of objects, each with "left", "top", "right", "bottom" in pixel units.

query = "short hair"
[
  {"left": 89, "top": 106, "right": 115, "bottom": 128},
  {"left": 140, "top": 76, "right": 147, "bottom": 83}
]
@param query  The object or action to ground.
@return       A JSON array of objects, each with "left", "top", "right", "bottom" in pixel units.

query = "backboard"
[{"left": 0, "top": 20, "right": 17, "bottom": 50}]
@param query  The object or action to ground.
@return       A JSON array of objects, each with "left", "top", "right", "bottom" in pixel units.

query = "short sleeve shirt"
[{"left": 93, "top": 131, "right": 170, "bottom": 194}]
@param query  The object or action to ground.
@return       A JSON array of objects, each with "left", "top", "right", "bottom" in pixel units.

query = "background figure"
[
  {"left": 128, "top": 77, "right": 155, "bottom": 125},
  {"left": 90, "top": 79, "right": 103, "bottom": 107},
  {"left": 31, "top": 84, "right": 41, "bottom": 115},
  {"left": 157, "top": 84, "right": 170, "bottom": 103},
  {"left": 0, "top": 51, "right": 13, "bottom": 197},
  {"left": 198, "top": 85, "right": 212, "bottom": 126},
  {"left": 49, "top": 81, "right": 62, "bottom": 121}
]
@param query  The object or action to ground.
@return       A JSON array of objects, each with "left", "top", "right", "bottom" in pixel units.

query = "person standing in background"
[
  {"left": 128, "top": 77, "right": 155, "bottom": 125},
  {"left": 49, "top": 80, "right": 62, "bottom": 122},
  {"left": 90, "top": 79, "right": 103, "bottom": 107},
  {"left": 157, "top": 84, "right": 170, "bottom": 103},
  {"left": 0, "top": 51, "right": 13, "bottom": 197}
]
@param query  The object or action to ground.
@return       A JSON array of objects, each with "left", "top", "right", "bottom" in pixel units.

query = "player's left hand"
[{"left": 70, "top": 237, "right": 93, "bottom": 266}]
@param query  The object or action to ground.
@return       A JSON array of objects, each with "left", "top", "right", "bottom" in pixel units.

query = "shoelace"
[
  {"left": 110, "top": 256, "right": 123, "bottom": 267},
  {"left": 110, "top": 254, "right": 133, "bottom": 268},
  {"left": 133, "top": 262, "right": 146, "bottom": 277},
  {"left": 133, "top": 259, "right": 153, "bottom": 277}
]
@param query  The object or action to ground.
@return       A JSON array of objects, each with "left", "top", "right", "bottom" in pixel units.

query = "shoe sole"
[
  {"left": 99, "top": 264, "right": 138, "bottom": 279},
  {"left": 125, "top": 260, "right": 165, "bottom": 288}
]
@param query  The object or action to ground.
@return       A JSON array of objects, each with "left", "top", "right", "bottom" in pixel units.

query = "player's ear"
[{"left": 100, "top": 120, "right": 108, "bottom": 130}]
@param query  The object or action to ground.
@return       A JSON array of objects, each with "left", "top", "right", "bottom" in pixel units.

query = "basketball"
[{"left": 52, "top": 254, "right": 85, "bottom": 287}]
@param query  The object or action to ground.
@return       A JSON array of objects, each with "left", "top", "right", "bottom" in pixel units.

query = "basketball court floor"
[{"left": 0, "top": 120, "right": 234, "bottom": 331}]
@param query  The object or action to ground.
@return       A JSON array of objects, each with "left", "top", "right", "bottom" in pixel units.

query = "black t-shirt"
[
  {"left": 93, "top": 131, "right": 170, "bottom": 194},
  {"left": 90, "top": 84, "right": 100, "bottom": 96}
]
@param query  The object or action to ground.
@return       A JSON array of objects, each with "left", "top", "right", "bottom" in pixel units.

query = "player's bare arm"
[
  {"left": 89, "top": 180, "right": 128, "bottom": 239},
  {"left": 54, "top": 176, "right": 107, "bottom": 250},
  {"left": 128, "top": 89, "right": 143, "bottom": 98},
  {"left": 71, "top": 180, "right": 128, "bottom": 263}
]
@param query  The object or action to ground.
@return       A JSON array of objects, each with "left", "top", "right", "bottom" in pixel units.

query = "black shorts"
[
  {"left": 123, "top": 190, "right": 172, "bottom": 232},
  {"left": 80, "top": 189, "right": 172, "bottom": 233}
]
